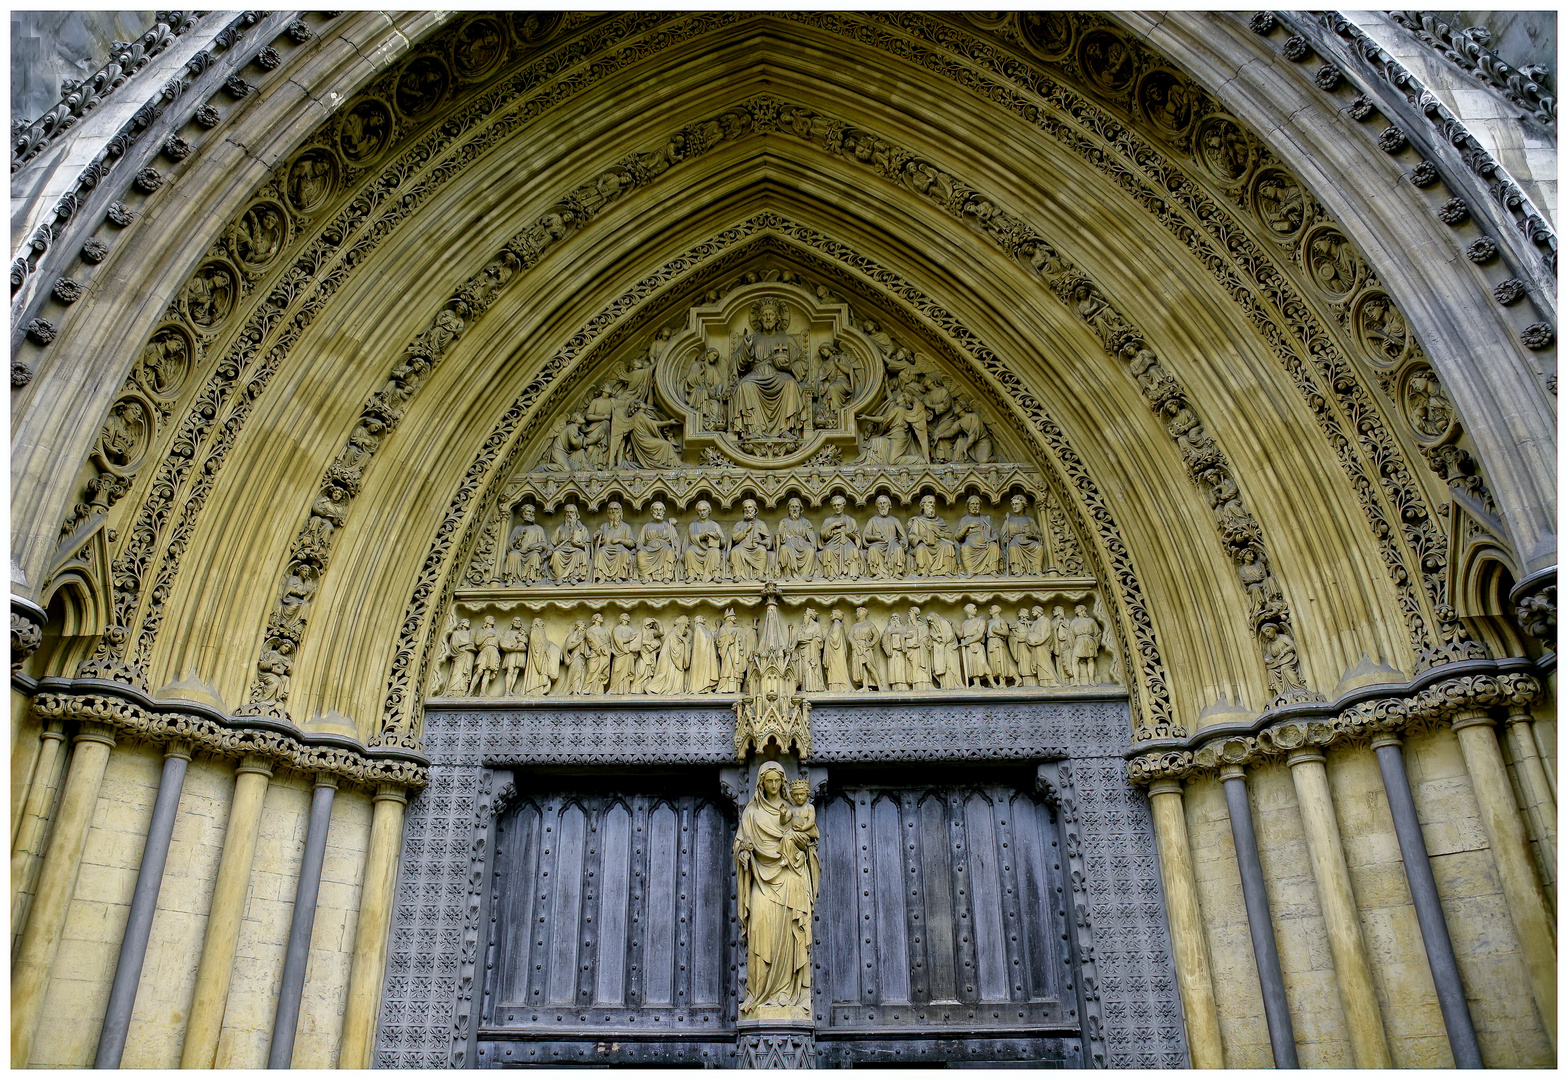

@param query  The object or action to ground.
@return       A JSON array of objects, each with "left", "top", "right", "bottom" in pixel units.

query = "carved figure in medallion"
[
  {"left": 793, "top": 608, "right": 826, "bottom": 693},
  {"left": 824, "top": 609, "right": 851, "bottom": 691},
  {"left": 234, "top": 204, "right": 284, "bottom": 269},
  {"left": 732, "top": 300, "right": 806, "bottom": 437},
  {"left": 445, "top": 618, "right": 474, "bottom": 695},
  {"left": 848, "top": 606, "right": 884, "bottom": 691},
  {"left": 1358, "top": 295, "right": 1409, "bottom": 364},
  {"left": 500, "top": 616, "right": 528, "bottom": 696},
  {"left": 684, "top": 500, "right": 727, "bottom": 581},
  {"left": 1254, "top": 171, "right": 1305, "bottom": 236},
  {"left": 859, "top": 495, "right": 906, "bottom": 578},
  {"left": 956, "top": 496, "right": 1001, "bottom": 576},
  {"left": 775, "top": 498, "right": 818, "bottom": 580},
  {"left": 638, "top": 501, "right": 681, "bottom": 583},
  {"left": 559, "top": 621, "right": 587, "bottom": 696},
  {"left": 647, "top": 615, "right": 690, "bottom": 695},
  {"left": 594, "top": 501, "right": 637, "bottom": 582},
  {"left": 550, "top": 503, "right": 591, "bottom": 583},
  {"left": 609, "top": 612, "right": 640, "bottom": 694},
  {"left": 340, "top": 100, "right": 391, "bottom": 162},
  {"left": 729, "top": 499, "right": 771, "bottom": 582},
  {"left": 928, "top": 612, "right": 963, "bottom": 690},
  {"left": 1002, "top": 494, "right": 1045, "bottom": 576},
  {"left": 287, "top": 151, "right": 335, "bottom": 213},
  {"left": 883, "top": 613, "right": 910, "bottom": 690},
  {"left": 1198, "top": 118, "right": 1249, "bottom": 182},
  {"left": 684, "top": 347, "right": 730, "bottom": 430},
  {"left": 735, "top": 762, "right": 816, "bottom": 1018},
  {"left": 819, "top": 495, "right": 862, "bottom": 580},
  {"left": 521, "top": 618, "right": 560, "bottom": 697},
  {"left": 688, "top": 614, "right": 720, "bottom": 694},
  {"left": 1070, "top": 604, "right": 1101, "bottom": 685},
  {"left": 453, "top": 17, "right": 504, "bottom": 78},
  {"left": 987, "top": 606, "right": 1017, "bottom": 688},
  {"left": 255, "top": 640, "right": 293, "bottom": 704},
  {"left": 633, "top": 617, "right": 663, "bottom": 693},
  {"left": 907, "top": 495, "right": 958, "bottom": 577},
  {"left": 139, "top": 328, "right": 192, "bottom": 399},
  {"left": 959, "top": 604, "right": 991, "bottom": 687},
  {"left": 906, "top": 606, "right": 933, "bottom": 691},
  {"left": 1307, "top": 231, "right": 1358, "bottom": 298},
  {"left": 469, "top": 615, "right": 501, "bottom": 696},
  {"left": 1406, "top": 369, "right": 1452, "bottom": 438},
  {"left": 583, "top": 613, "right": 611, "bottom": 695},
  {"left": 504, "top": 504, "right": 550, "bottom": 584}
]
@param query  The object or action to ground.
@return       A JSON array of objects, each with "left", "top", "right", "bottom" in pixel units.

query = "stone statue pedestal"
[{"left": 737, "top": 1018, "right": 817, "bottom": 1069}]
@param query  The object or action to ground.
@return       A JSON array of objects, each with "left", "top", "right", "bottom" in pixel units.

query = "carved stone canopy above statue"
[{"left": 655, "top": 281, "right": 884, "bottom": 467}]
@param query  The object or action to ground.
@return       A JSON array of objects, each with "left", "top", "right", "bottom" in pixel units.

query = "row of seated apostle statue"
[{"left": 497, "top": 492, "right": 1057, "bottom": 585}]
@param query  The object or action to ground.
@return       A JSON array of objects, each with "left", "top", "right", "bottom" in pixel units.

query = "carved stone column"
[
  {"left": 1283, "top": 747, "right": 1391, "bottom": 1068},
  {"left": 11, "top": 721, "right": 115, "bottom": 1067},
  {"left": 1451, "top": 710, "right": 1556, "bottom": 1053},
  {"left": 1502, "top": 708, "right": 1556, "bottom": 905},
  {"left": 267, "top": 773, "right": 338, "bottom": 1068},
  {"left": 180, "top": 754, "right": 273, "bottom": 1068},
  {"left": 1146, "top": 779, "right": 1224, "bottom": 1068},
  {"left": 9, "top": 720, "right": 67, "bottom": 935},
  {"left": 339, "top": 783, "right": 408, "bottom": 1069}
]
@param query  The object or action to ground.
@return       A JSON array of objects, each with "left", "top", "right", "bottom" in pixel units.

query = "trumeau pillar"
[
  {"left": 1450, "top": 710, "right": 1557, "bottom": 1052},
  {"left": 180, "top": 754, "right": 273, "bottom": 1069},
  {"left": 338, "top": 783, "right": 407, "bottom": 1069},
  {"left": 1146, "top": 779, "right": 1224, "bottom": 1069},
  {"left": 11, "top": 722, "right": 116, "bottom": 1067},
  {"left": 1282, "top": 745, "right": 1392, "bottom": 1069}
]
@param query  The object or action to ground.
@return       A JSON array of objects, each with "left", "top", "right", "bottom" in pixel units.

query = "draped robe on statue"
[
  {"left": 734, "top": 765, "right": 816, "bottom": 1017},
  {"left": 733, "top": 343, "right": 805, "bottom": 436}
]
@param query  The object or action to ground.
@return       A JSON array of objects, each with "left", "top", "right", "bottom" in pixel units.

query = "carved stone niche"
[{"left": 654, "top": 281, "right": 884, "bottom": 467}]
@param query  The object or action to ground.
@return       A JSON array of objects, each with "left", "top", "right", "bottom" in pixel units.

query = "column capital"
[
  {"left": 235, "top": 753, "right": 274, "bottom": 777},
  {"left": 1148, "top": 778, "right": 1185, "bottom": 798},
  {"left": 314, "top": 772, "right": 341, "bottom": 791},
  {"left": 373, "top": 782, "right": 408, "bottom": 805},
  {"left": 75, "top": 721, "right": 117, "bottom": 747},
  {"left": 1450, "top": 709, "right": 1494, "bottom": 733},
  {"left": 1503, "top": 707, "right": 1535, "bottom": 726},
  {"left": 1218, "top": 764, "right": 1247, "bottom": 782},
  {"left": 1285, "top": 748, "right": 1326, "bottom": 768},
  {"left": 164, "top": 739, "right": 194, "bottom": 761},
  {"left": 1368, "top": 733, "right": 1403, "bottom": 751}
]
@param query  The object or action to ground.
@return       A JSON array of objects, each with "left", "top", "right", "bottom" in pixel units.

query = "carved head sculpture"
[
  {"left": 876, "top": 495, "right": 892, "bottom": 516},
  {"left": 988, "top": 605, "right": 1002, "bottom": 617},
  {"left": 1054, "top": 605, "right": 1065, "bottom": 618},
  {"left": 723, "top": 609, "right": 737, "bottom": 624},
  {"left": 651, "top": 500, "right": 665, "bottom": 521},
  {"left": 564, "top": 503, "right": 581, "bottom": 524},
  {"left": 458, "top": 618, "right": 470, "bottom": 630},
  {"left": 920, "top": 495, "right": 939, "bottom": 517},
  {"left": 1074, "top": 604, "right": 1088, "bottom": 617},
  {"left": 694, "top": 614, "right": 707, "bottom": 627},
  {"left": 963, "top": 603, "right": 977, "bottom": 617},
  {"left": 741, "top": 498, "right": 758, "bottom": 520},
  {"left": 802, "top": 607, "right": 817, "bottom": 623},
  {"left": 607, "top": 501, "right": 623, "bottom": 524},
  {"left": 755, "top": 761, "right": 786, "bottom": 801},
  {"left": 787, "top": 497, "right": 803, "bottom": 519},
  {"left": 758, "top": 301, "right": 781, "bottom": 332},
  {"left": 511, "top": 616, "right": 524, "bottom": 629},
  {"left": 789, "top": 778, "right": 811, "bottom": 805},
  {"left": 521, "top": 504, "right": 536, "bottom": 523},
  {"left": 695, "top": 499, "right": 712, "bottom": 520},
  {"left": 854, "top": 606, "right": 868, "bottom": 620},
  {"left": 483, "top": 615, "right": 495, "bottom": 628},
  {"left": 830, "top": 608, "right": 844, "bottom": 624},
  {"left": 1260, "top": 623, "right": 1279, "bottom": 643},
  {"left": 592, "top": 613, "right": 604, "bottom": 625},
  {"left": 618, "top": 612, "right": 631, "bottom": 626},
  {"left": 966, "top": 495, "right": 983, "bottom": 516},
  {"left": 909, "top": 605, "right": 921, "bottom": 621},
  {"left": 887, "top": 613, "right": 902, "bottom": 631},
  {"left": 830, "top": 495, "right": 847, "bottom": 515},
  {"left": 1010, "top": 494, "right": 1028, "bottom": 514}
]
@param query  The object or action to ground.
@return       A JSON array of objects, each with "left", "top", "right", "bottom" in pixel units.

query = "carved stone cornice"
[
  {"left": 1125, "top": 656, "right": 1541, "bottom": 785},
  {"left": 1510, "top": 565, "right": 1557, "bottom": 651},
  {"left": 11, "top": 594, "right": 46, "bottom": 677},
  {"left": 1386, "top": 12, "right": 1556, "bottom": 131},
  {"left": 24, "top": 676, "right": 429, "bottom": 793}
]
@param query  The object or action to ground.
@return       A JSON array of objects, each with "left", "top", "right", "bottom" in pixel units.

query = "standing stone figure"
[
  {"left": 824, "top": 609, "right": 851, "bottom": 691},
  {"left": 1052, "top": 606, "right": 1072, "bottom": 684},
  {"left": 500, "top": 616, "right": 528, "bottom": 696},
  {"left": 647, "top": 615, "right": 691, "bottom": 695},
  {"left": 959, "top": 603, "right": 991, "bottom": 687},
  {"left": 469, "top": 616, "right": 501, "bottom": 696},
  {"left": 444, "top": 619, "right": 475, "bottom": 695},
  {"left": 633, "top": 617, "right": 663, "bottom": 693},
  {"left": 1070, "top": 604, "right": 1100, "bottom": 685},
  {"left": 794, "top": 608, "right": 826, "bottom": 692},
  {"left": 521, "top": 618, "right": 561, "bottom": 697},
  {"left": 1011, "top": 607, "right": 1035, "bottom": 685},
  {"left": 583, "top": 612, "right": 611, "bottom": 694},
  {"left": 559, "top": 620, "right": 588, "bottom": 695},
  {"left": 609, "top": 612, "right": 640, "bottom": 694},
  {"left": 848, "top": 606, "right": 884, "bottom": 690},
  {"left": 928, "top": 612, "right": 963, "bottom": 690},
  {"left": 905, "top": 606, "right": 932, "bottom": 691},
  {"left": 688, "top": 614, "right": 720, "bottom": 694},
  {"left": 883, "top": 613, "right": 910, "bottom": 690},
  {"left": 734, "top": 762, "right": 817, "bottom": 1018},
  {"left": 986, "top": 605, "right": 1016, "bottom": 688}
]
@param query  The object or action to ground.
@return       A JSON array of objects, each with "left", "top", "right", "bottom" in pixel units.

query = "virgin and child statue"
[{"left": 734, "top": 763, "right": 819, "bottom": 1019}]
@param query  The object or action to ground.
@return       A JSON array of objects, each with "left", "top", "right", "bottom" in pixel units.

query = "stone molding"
[
  {"left": 22, "top": 676, "right": 429, "bottom": 793},
  {"left": 1124, "top": 657, "right": 1541, "bottom": 785},
  {"left": 1510, "top": 565, "right": 1557, "bottom": 650},
  {"left": 11, "top": 594, "right": 46, "bottom": 675},
  {"left": 1385, "top": 12, "right": 1556, "bottom": 131}
]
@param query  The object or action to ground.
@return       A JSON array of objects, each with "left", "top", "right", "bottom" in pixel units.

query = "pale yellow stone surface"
[{"left": 292, "top": 786, "right": 371, "bottom": 1068}]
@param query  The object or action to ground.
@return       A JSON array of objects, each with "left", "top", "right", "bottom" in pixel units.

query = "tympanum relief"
[{"left": 433, "top": 276, "right": 1121, "bottom": 704}]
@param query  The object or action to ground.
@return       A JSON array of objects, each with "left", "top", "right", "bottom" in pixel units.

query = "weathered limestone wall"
[
  {"left": 1183, "top": 728, "right": 1554, "bottom": 1071},
  {"left": 13, "top": 745, "right": 373, "bottom": 1068}
]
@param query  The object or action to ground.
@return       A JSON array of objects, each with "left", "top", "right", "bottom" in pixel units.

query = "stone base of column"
[{"left": 736, "top": 1020, "right": 817, "bottom": 1069}]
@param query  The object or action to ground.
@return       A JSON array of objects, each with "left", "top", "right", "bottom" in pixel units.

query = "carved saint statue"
[
  {"left": 637, "top": 500, "right": 680, "bottom": 583},
  {"left": 1069, "top": 604, "right": 1101, "bottom": 685},
  {"left": 908, "top": 495, "right": 957, "bottom": 577},
  {"left": 550, "top": 504, "right": 591, "bottom": 583},
  {"left": 959, "top": 603, "right": 991, "bottom": 687},
  {"left": 956, "top": 496, "right": 1001, "bottom": 576},
  {"left": 470, "top": 615, "right": 501, "bottom": 696},
  {"left": 859, "top": 389, "right": 928, "bottom": 465},
  {"left": 609, "top": 612, "right": 640, "bottom": 694},
  {"left": 848, "top": 606, "right": 884, "bottom": 690},
  {"left": 504, "top": 505, "right": 550, "bottom": 584},
  {"left": 1001, "top": 495, "right": 1045, "bottom": 576},
  {"left": 987, "top": 605, "right": 1017, "bottom": 688},
  {"left": 684, "top": 500, "right": 727, "bottom": 581},
  {"left": 928, "top": 612, "right": 963, "bottom": 690},
  {"left": 647, "top": 615, "right": 691, "bottom": 695},
  {"left": 824, "top": 609, "right": 851, "bottom": 691},
  {"left": 687, "top": 614, "right": 720, "bottom": 694},
  {"left": 729, "top": 499, "right": 771, "bottom": 582},
  {"left": 792, "top": 608, "right": 826, "bottom": 692},
  {"left": 683, "top": 347, "right": 730, "bottom": 431},
  {"left": 862, "top": 495, "right": 908, "bottom": 579},
  {"left": 445, "top": 618, "right": 475, "bottom": 695},
  {"left": 775, "top": 498, "right": 818, "bottom": 580},
  {"left": 583, "top": 612, "right": 612, "bottom": 695},
  {"left": 521, "top": 618, "right": 561, "bottom": 697},
  {"left": 734, "top": 763, "right": 817, "bottom": 1019},
  {"left": 731, "top": 298, "right": 806, "bottom": 437},
  {"left": 1028, "top": 606, "right": 1058, "bottom": 687},
  {"left": 594, "top": 501, "right": 637, "bottom": 582},
  {"left": 500, "top": 616, "right": 528, "bottom": 696},
  {"left": 818, "top": 495, "right": 862, "bottom": 580}
]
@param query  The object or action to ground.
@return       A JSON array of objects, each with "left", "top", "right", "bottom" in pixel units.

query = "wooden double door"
[{"left": 478, "top": 767, "right": 1085, "bottom": 1068}]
